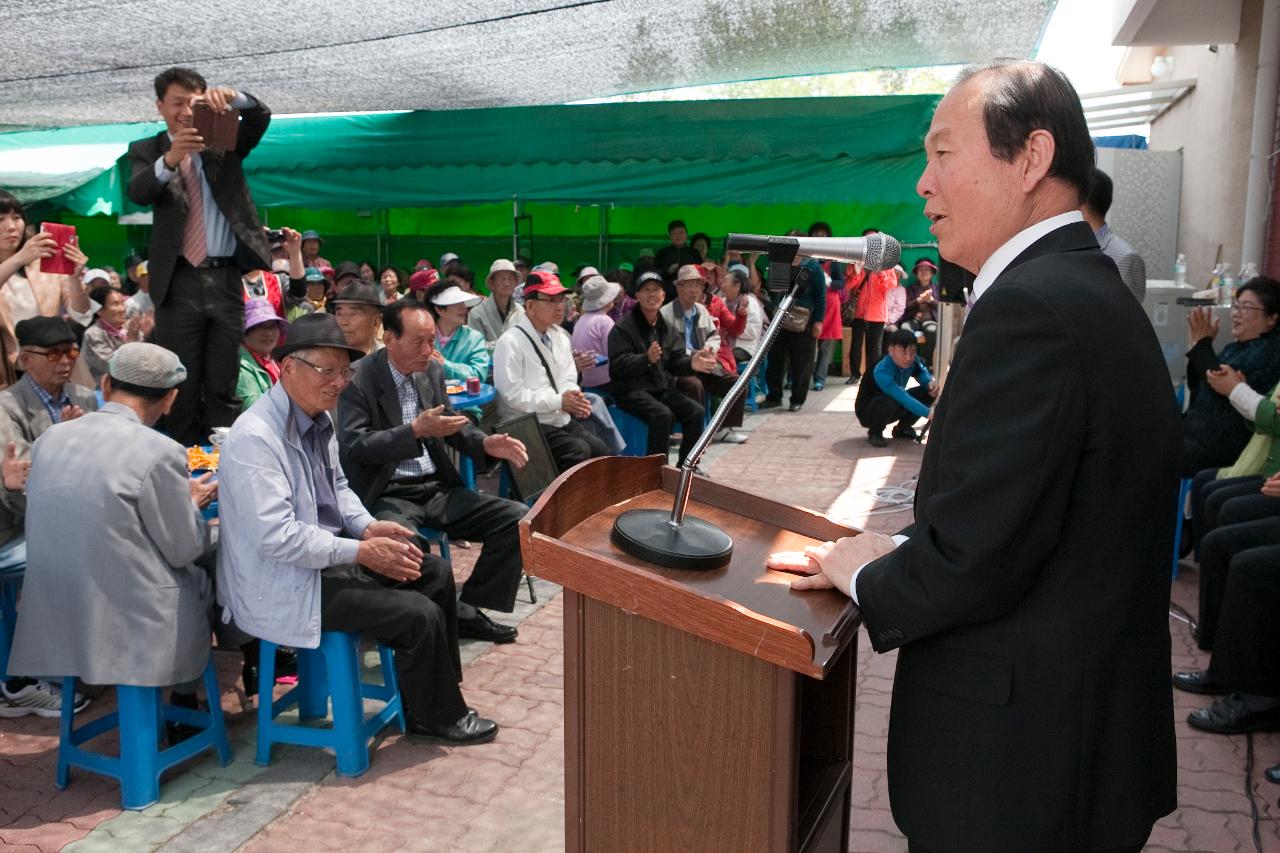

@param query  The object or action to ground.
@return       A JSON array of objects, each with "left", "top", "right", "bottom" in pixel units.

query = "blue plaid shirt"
[
  {"left": 25, "top": 374, "right": 70, "bottom": 424},
  {"left": 388, "top": 361, "right": 436, "bottom": 480}
]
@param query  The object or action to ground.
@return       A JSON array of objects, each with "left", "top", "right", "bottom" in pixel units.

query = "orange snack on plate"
[{"left": 187, "top": 446, "right": 219, "bottom": 472}]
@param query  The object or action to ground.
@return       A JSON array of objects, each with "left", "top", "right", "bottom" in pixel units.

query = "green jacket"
[
  {"left": 437, "top": 324, "right": 490, "bottom": 382},
  {"left": 236, "top": 347, "right": 274, "bottom": 411},
  {"left": 1253, "top": 395, "right": 1280, "bottom": 477}
]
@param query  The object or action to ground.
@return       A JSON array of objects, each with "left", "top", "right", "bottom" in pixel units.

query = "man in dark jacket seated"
[
  {"left": 855, "top": 328, "right": 938, "bottom": 447},
  {"left": 606, "top": 272, "right": 710, "bottom": 466},
  {"left": 337, "top": 299, "right": 530, "bottom": 644}
]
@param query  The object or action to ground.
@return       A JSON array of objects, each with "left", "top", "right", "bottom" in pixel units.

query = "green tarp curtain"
[{"left": 0, "top": 95, "right": 943, "bottom": 271}]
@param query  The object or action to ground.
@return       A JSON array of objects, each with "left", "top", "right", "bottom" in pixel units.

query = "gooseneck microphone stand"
[{"left": 611, "top": 237, "right": 807, "bottom": 570}]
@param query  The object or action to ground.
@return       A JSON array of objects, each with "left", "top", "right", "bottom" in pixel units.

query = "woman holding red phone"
[{"left": 0, "top": 190, "right": 94, "bottom": 388}]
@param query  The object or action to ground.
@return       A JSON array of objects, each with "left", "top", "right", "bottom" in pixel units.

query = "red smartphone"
[{"left": 38, "top": 222, "right": 77, "bottom": 275}]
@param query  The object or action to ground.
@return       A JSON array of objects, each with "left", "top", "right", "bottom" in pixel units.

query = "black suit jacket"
[
  {"left": 125, "top": 95, "right": 273, "bottom": 306},
  {"left": 336, "top": 349, "right": 490, "bottom": 507},
  {"left": 856, "top": 221, "right": 1180, "bottom": 851}
]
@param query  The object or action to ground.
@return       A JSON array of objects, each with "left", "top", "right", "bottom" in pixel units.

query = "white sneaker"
[
  {"left": 0, "top": 679, "right": 89, "bottom": 718},
  {"left": 720, "top": 429, "right": 749, "bottom": 444}
]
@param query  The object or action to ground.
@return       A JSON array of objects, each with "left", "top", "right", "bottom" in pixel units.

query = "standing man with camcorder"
[{"left": 127, "top": 67, "right": 272, "bottom": 445}]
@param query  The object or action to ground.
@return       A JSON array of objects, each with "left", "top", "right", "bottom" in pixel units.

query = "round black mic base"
[{"left": 611, "top": 509, "right": 733, "bottom": 571}]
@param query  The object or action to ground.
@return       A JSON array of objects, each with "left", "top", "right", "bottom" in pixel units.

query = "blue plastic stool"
[
  {"left": 56, "top": 656, "right": 230, "bottom": 810},
  {"left": 1171, "top": 476, "right": 1193, "bottom": 580},
  {"left": 416, "top": 527, "right": 451, "bottom": 563},
  {"left": 0, "top": 536, "right": 25, "bottom": 678},
  {"left": 607, "top": 405, "right": 650, "bottom": 457},
  {"left": 255, "top": 631, "right": 404, "bottom": 777}
]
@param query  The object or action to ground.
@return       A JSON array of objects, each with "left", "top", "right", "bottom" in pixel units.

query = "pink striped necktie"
[{"left": 178, "top": 155, "right": 208, "bottom": 266}]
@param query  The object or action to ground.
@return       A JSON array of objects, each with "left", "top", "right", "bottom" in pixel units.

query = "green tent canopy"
[{"left": 0, "top": 95, "right": 942, "bottom": 274}]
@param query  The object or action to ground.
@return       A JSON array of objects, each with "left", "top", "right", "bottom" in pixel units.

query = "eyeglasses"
[
  {"left": 291, "top": 355, "right": 355, "bottom": 380},
  {"left": 22, "top": 346, "right": 79, "bottom": 362},
  {"left": 1231, "top": 302, "right": 1267, "bottom": 314}
]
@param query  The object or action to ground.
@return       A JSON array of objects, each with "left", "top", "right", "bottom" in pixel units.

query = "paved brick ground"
[{"left": 3, "top": 381, "right": 1280, "bottom": 851}]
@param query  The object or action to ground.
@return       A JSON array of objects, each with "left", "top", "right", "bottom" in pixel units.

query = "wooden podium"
[{"left": 520, "top": 455, "right": 864, "bottom": 853}]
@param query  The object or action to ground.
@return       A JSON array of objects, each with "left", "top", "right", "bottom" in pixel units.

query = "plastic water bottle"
[
  {"left": 1240, "top": 261, "right": 1259, "bottom": 283},
  {"left": 1220, "top": 267, "right": 1236, "bottom": 307},
  {"left": 1174, "top": 254, "right": 1187, "bottom": 287}
]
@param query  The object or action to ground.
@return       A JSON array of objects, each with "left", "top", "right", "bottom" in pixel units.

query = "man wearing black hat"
[
  {"left": 126, "top": 66, "right": 272, "bottom": 446},
  {"left": 0, "top": 316, "right": 99, "bottom": 539},
  {"left": 0, "top": 316, "right": 99, "bottom": 718},
  {"left": 217, "top": 313, "right": 498, "bottom": 744},
  {"left": 331, "top": 280, "right": 384, "bottom": 357}
]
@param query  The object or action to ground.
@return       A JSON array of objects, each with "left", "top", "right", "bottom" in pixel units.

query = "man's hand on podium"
[{"left": 767, "top": 532, "right": 897, "bottom": 595}]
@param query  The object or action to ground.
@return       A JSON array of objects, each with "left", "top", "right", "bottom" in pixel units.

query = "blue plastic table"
[{"left": 448, "top": 383, "right": 496, "bottom": 410}]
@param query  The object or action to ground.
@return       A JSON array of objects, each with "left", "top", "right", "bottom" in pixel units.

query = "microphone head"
[{"left": 863, "top": 234, "right": 901, "bottom": 272}]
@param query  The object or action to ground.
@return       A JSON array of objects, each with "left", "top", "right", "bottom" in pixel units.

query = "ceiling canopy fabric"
[{"left": 0, "top": 0, "right": 1055, "bottom": 130}]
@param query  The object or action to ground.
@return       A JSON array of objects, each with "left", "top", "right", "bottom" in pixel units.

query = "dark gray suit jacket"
[
  {"left": 337, "top": 349, "right": 490, "bottom": 507},
  {"left": 125, "top": 95, "right": 273, "bottom": 305}
]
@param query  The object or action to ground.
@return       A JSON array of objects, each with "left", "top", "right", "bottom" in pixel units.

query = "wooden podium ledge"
[{"left": 520, "top": 455, "right": 863, "bottom": 679}]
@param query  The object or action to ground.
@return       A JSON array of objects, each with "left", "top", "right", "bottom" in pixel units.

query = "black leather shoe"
[
  {"left": 166, "top": 691, "right": 203, "bottom": 746},
  {"left": 759, "top": 399, "right": 782, "bottom": 410},
  {"left": 407, "top": 709, "right": 498, "bottom": 746},
  {"left": 458, "top": 611, "right": 518, "bottom": 644},
  {"left": 788, "top": 403, "right": 803, "bottom": 412},
  {"left": 891, "top": 426, "right": 918, "bottom": 440},
  {"left": 868, "top": 430, "right": 888, "bottom": 448},
  {"left": 1265, "top": 763, "right": 1280, "bottom": 784},
  {"left": 1172, "top": 670, "right": 1229, "bottom": 695},
  {"left": 1187, "top": 694, "right": 1280, "bottom": 734}
]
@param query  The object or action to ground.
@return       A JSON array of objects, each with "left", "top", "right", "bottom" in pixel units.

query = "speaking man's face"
[{"left": 916, "top": 74, "right": 1030, "bottom": 276}]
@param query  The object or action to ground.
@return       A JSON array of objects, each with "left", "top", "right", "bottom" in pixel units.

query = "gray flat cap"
[{"left": 108, "top": 342, "right": 188, "bottom": 389}]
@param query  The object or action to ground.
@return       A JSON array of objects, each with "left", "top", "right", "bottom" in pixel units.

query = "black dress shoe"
[
  {"left": 166, "top": 691, "right": 203, "bottom": 746},
  {"left": 1187, "top": 693, "right": 1280, "bottom": 734},
  {"left": 788, "top": 403, "right": 803, "bottom": 412},
  {"left": 1266, "top": 763, "right": 1280, "bottom": 784},
  {"left": 1172, "top": 670, "right": 1228, "bottom": 695},
  {"left": 891, "top": 426, "right": 918, "bottom": 440},
  {"left": 759, "top": 399, "right": 782, "bottom": 410},
  {"left": 867, "top": 430, "right": 888, "bottom": 448},
  {"left": 457, "top": 611, "right": 518, "bottom": 644},
  {"left": 407, "top": 709, "right": 498, "bottom": 746}
]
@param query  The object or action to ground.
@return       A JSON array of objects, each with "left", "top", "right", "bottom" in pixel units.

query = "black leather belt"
[{"left": 178, "top": 256, "right": 233, "bottom": 269}]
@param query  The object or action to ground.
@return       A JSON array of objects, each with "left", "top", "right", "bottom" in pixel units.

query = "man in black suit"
[
  {"left": 337, "top": 299, "right": 530, "bottom": 644},
  {"left": 772, "top": 60, "right": 1180, "bottom": 851},
  {"left": 126, "top": 67, "right": 272, "bottom": 445}
]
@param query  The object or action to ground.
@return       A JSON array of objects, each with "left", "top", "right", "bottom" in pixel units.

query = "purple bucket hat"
[{"left": 244, "top": 298, "right": 288, "bottom": 334}]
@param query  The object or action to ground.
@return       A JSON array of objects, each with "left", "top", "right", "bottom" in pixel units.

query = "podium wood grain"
[{"left": 522, "top": 455, "right": 863, "bottom": 853}]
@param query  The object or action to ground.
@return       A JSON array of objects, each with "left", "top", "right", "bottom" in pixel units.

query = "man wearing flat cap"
[
  {"left": 8, "top": 343, "right": 219, "bottom": 702},
  {"left": 217, "top": 313, "right": 497, "bottom": 744}
]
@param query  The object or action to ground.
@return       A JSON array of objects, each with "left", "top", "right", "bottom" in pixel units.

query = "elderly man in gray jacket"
[
  {"left": 8, "top": 344, "right": 216, "bottom": 702},
  {"left": 216, "top": 313, "right": 496, "bottom": 745}
]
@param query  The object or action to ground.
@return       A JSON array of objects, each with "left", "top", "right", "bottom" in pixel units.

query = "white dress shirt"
[
  {"left": 152, "top": 93, "right": 257, "bottom": 259},
  {"left": 848, "top": 210, "right": 1084, "bottom": 604}
]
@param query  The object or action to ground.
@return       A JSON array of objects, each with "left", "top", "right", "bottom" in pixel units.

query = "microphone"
[{"left": 725, "top": 232, "right": 902, "bottom": 271}]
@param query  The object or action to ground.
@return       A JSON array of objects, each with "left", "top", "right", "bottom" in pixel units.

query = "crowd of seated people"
[{"left": 1170, "top": 275, "right": 1280, "bottom": 744}]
